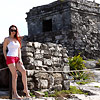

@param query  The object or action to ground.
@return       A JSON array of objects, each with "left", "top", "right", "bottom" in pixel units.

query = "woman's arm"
[
  {"left": 18, "top": 47, "right": 22, "bottom": 60},
  {"left": 3, "top": 38, "right": 8, "bottom": 60},
  {"left": 18, "top": 47, "right": 23, "bottom": 64}
]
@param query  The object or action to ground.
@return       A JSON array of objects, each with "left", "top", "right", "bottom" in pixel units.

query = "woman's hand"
[{"left": 18, "top": 60, "right": 23, "bottom": 65}]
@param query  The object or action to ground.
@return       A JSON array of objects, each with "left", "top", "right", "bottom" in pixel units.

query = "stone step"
[
  {"left": 0, "top": 97, "right": 56, "bottom": 100},
  {"left": 0, "top": 91, "right": 9, "bottom": 99}
]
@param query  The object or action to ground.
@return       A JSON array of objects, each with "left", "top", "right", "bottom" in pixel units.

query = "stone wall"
[
  {"left": 25, "top": 0, "right": 100, "bottom": 59},
  {"left": 0, "top": 41, "right": 70, "bottom": 91},
  {"left": 21, "top": 41, "right": 69, "bottom": 91},
  {"left": 70, "top": 0, "right": 100, "bottom": 59},
  {"left": 0, "top": 44, "right": 9, "bottom": 89}
]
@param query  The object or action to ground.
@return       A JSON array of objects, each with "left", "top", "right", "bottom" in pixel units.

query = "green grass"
[
  {"left": 94, "top": 86, "right": 100, "bottom": 88},
  {"left": 30, "top": 92, "right": 35, "bottom": 97},
  {"left": 30, "top": 86, "right": 89, "bottom": 98},
  {"left": 44, "top": 86, "right": 88, "bottom": 97},
  {"left": 87, "top": 59, "right": 95, "bottom": 61},
  {"left": 76, "top": 81, "right": 90, "bottom": 85}
]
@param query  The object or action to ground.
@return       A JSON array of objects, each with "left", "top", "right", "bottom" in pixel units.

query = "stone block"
[
  {"left": 43, "top": 59, "right": 52, "bottom": 66},
  {"left": 35, "top": 73, "right": 48, "bottom": 79},
  {"left": 34, "top": 60, "right": 42, "bottom": 67},
  {"left": 40, "top": 79, "right": 48, "bottom": 89},
  {"left": 52, "top": 84, "right": 62, "bottom": 91},
  {"left": 22, "top": 52, "right": 33, "bottom": 57},
  {"left": 22, "top": 47, "right": 34, "bottom": 52},
  {"left": 27, "top": 70, "right": 35, "bottom": 76},
  {"left": 63, "top": 80, "right": 70, "bottom": 90},
  {"left": 33, "top": 42, "right": 41, "bottom": 49}
]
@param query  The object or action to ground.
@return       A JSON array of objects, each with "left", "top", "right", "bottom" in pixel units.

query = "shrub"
[
  {"left": 68, "top": 54, "right": 86, "bottom": 70},
  {"left": 68, "top": 54, "right": 90, "bottom": 80}
]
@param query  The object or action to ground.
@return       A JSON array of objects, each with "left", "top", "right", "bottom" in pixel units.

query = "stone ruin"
[{"left": 25, "top": 0, "right": 100, "bottom": 59}]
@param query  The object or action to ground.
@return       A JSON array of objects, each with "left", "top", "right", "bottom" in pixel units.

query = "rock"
[
  {"left": 52, "top": 84, "right": 62, "bottom": 91},
  {"left": 22, "top": 47, "right": 34, "bottom": 52},
  {"left": 0, "top": 91, "right": 9, "bottom": 96},
  {"left": 22, "top": 52, "right": 33, "bottom": 57},
  {"left": 40, "top": 80, "right": 48, "bottom": 89},
  {"left": 27, "top": 70, "right": 35, "bottom": 76},
  {"left": 91, "top": 70, "right": 100, "bottom": 82},
  {"left": 34, "top": 60, "right": 43, "bottom": 67},
  {"left": 84, "top": 60, "right": 98, "bottom": 69},
  {"left": 35, "top": 73, "right": 48, "bottom": 79},
  {"left": 33, "top": 42, "right": 41, "bottom": 49},
  {"left": 43, "top": 59, "right": 52, "bottom": 66},
  {"left": 34, "top": 91, "right": 45, "bottom": 98},
  {"left": 63, "top": 80, "right": 70, "bottom": 90}
]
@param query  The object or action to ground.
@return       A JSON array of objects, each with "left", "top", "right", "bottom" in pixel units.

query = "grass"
[
  {"left": 30, "top": 92, "right": 35, "bottom": 97},
  {"left": 87, "top": 59, "right": 95, "bottom": 61},
  {"left": 76, "top": 81, "right": 91, "bottom": 85},
  {"left": 94, "top": 86, "right": 100, "bottom": 88},
  {"left": 30, "top": 86, "right": 89, "bottom": 98},
  {"left": 44, "top": 86, "right": 89, "bottom": 98}
]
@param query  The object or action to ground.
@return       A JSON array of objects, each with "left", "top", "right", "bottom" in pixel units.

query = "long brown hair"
[{"left": 9, "top": 25, "right": 22, "bottom": 48}]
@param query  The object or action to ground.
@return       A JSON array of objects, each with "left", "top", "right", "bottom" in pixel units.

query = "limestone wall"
[
  {"left": 21, "top": 41, "right": 69, "bottom": 91},
  {"left": 0, "top": 44, "right": 9, "bottom": 89}
]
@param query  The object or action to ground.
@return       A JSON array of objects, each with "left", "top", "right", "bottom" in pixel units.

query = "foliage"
[
  {"left": 44, "top": 91, "right": 49, "bottom": 97},
  {"left": 96, "top": 59, "right": 100, "bottom": 66},
  {"left": 45, "top": 86, "right": 88, "bottom": 98},
  {"left": 68, "top": 54, "right": 95, "bottom": 81},
  {"left": 94, "top": 86, "right": 100, "bottom": 88},
  {"left": 87, "top": 59, "right": 95, "bottom": 61},
  {"left": 76, "top": 81, "right": 90, "bottom": 85},
  {"left": 68, "top": 54, "right": 86, "bottom": 70},
  {"left": 59, "top": 0, "right": 65, "bottom": 2},
  {"left": 29, "top": 92, "right": 35, "bottom": 97}
]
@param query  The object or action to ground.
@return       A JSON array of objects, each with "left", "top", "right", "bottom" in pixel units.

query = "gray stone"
[
  {"left": 63, "top": 80, "right": 70, "bottom": 90},
  {"left": 34, "top": 91, "right": 45, "bottom": 98},
  {"left": 34, "top": 54, "right": 43, "bottom": 59},
  {"left": 63, "top": 65, "right": 70, "bottom": 72},
  {"left": 27, "top": 70, "right": 35, "bottom": 76},
  {"left": 43, "top": 59, "right": 52, "bottom": 66},
  {"left": 52, "top": 84, "right": 62, "bottom": 91},
  {"left": 40, "top": 80, "right": 48, "bottom": 89},
  {"left": 25, "top": 42, "right": 33, "bottom": 47},
  {"left": 34, "top": 60, "right": 42, "bottom": 67},
  {"left": 35, "top": 73, "right": 48, "bottom": 79},
  {"left": 84, "top": 60, "right": 98, "bottom": 69},
  {"left": 28, "top": 82, "right": 34, "bottom": 90},
  {"left": 33, "top": 42, "right": 41, "bottom": 49},
  {"left": 35, "top": 49, "right": 41, "bottom": 54},
  {"left": 22, "top": 47, "right": 34, "bottom": 52},
  {"left": 22, "top": 52, "right": 33, "bottom": 57}
]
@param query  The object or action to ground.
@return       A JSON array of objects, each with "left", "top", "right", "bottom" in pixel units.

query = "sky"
[{"left": 0, "top": 0, "right": 100, "bottom": 43}]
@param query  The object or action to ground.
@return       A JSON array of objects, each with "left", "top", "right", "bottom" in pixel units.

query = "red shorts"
[{"left": 6, "top": 56, "right": 19, "bottom": 65}]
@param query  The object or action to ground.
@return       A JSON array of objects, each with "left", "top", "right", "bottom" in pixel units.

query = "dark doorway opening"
[{"left": 43, "top": 19, "right": 52, "bottom": 32}]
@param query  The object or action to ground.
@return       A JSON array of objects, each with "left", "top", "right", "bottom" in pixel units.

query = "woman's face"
[{"left": 10, "top": 27, "right": 17, "bottom": 37}]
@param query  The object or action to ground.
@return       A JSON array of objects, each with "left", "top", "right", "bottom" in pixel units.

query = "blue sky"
[{"left": 0, "top": 0, "right": 99, "bottom": 43}]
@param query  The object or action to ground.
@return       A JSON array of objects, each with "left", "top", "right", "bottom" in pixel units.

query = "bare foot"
[
  {"left": 23, "top": 90, "right": 31, "bottom": 98},
  {"left": 12, "top": 94, "right": 21, "bottom": 99}
]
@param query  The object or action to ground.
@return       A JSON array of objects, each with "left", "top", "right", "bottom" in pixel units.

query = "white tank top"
[{"left": 7, "top": 40, "right": 20, "bottom": 57}]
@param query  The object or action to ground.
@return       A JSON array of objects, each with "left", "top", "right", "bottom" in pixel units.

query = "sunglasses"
[{"left": 10, "top": 29, "right": 17, "bottom": 32}]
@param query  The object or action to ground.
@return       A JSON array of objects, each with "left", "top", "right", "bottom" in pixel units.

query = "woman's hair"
[{"left": 9, "top": 25, "right": 21, "bottom": 48}]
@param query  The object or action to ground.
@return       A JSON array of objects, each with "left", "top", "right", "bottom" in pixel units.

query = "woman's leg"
[
  {"left": 8, "top": 63, "right": 21, "bottom": 98},
  {"left": 16, "top": 62, "right": 30, "bottom": 97}
]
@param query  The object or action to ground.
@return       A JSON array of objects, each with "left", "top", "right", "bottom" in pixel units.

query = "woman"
[{"left": 3, "top": 25, "right": 30, "bottom": 99}]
